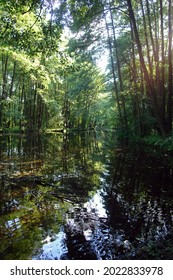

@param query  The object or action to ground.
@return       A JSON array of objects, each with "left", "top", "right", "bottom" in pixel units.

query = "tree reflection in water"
[{"left": 0, "top": 132, "right": 173, "bottom": 259}]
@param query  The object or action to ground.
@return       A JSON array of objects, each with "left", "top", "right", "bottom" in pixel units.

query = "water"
[{"left": 0, "top": 131, "right": 173, "bottom": 259}]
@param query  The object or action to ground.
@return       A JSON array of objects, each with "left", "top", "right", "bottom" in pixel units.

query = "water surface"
[{"left": 0, "top": 132, "right": 173, "bottom": 259}]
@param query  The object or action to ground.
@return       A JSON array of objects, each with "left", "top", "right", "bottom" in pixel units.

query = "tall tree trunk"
[
  {"left": 19, "top": 78, "right": 25, "bottom": 132},
  {"left": 0, "top": 54, "right": 9, "bottom": 127},
  {"left": 7, "top": 61, "right": 17, "bottom": 129},
  {"left": 127, "top": 0, "right": 167, "bottom": 137},
  {"left": 145, "top": 0, "right": 157, "bottom": 64},
  {"left": 130, "top": 19, "right": 143, "bottom": 136},
  {"left": 9, "top": 61, "right": 17, "bottom": 98},
  {"left": 167, "top": 0, "right": 173, "bottom": 133},
  {"left": 152, "top": 0, "right": 162, "bottom": 114},
  {"left": 140, "top": 0, "right": 153, "bottom": 78},
  {"left": 104, "top": 9, "right": 124, "bottom": 129},
  {"left": 2, "top": 54, "right": 8, "bottom": 99},
  {"left": 109, "top": 1, "right": 128, "bottom": 133},
  {"left": 159, "top": 0, "right": 165, "bottom": 123}
]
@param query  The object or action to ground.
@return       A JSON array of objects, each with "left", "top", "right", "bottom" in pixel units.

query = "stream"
[{"left": 0, "top": 131, "right": 173, "bottom": 259}]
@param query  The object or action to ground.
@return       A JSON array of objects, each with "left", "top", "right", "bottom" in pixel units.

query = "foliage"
[
  {"left": 0, "top": 0, "right": 106, "bottom": 132},
  {"left": 64, "top": 0, "right": 173, "bottom": 140},
  {"left": 142, "top": 135, "right": 173, "bottom": 152},
  {"left": 1, "top": 0, "right": 173, "bottom": 142}
]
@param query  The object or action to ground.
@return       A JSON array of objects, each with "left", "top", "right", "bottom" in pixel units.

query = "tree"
[
  {"left": 0, "top": 0, "right": 63, "bottom": 131},
  {"left": 126, "top": 0, "right": 173, "bottom": 137},
  {"left": 61, "top": 42, "right": 106, "bottom": 130}
]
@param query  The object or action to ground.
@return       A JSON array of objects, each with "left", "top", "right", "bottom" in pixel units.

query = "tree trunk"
[
  {"left": 167, "top": 0, "right": 173, "bottom": 133},
  {"left": 140, "top": 0, "right": 153, "bottom": 78},
  {"left": 0, "top": 54, "right": 9, "bottom": 127},
  {"left": 109, "top": 1, "right": 128, "bottom": 133},
  {"left": 159, "top": 0, "right": 165, "bottom": 123},
  {"left": 127, "top": 0, "right": 167, "bottom": 137},
  {"left": 104, "top": 9, "right": 124, "bottom": 129}
]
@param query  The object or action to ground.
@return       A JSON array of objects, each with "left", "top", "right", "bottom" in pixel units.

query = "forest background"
[{"left": 1, "top": 0, "right": 173, "bottom": 150}]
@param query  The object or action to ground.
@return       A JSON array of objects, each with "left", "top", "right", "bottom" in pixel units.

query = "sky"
[{"left": 97, "top": 51, "right": 109, "bottom": 73}]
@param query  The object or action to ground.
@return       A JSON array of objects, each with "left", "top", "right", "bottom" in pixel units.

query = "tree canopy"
[{"left": 1, "top": 0, "right": 173, "bottom": 141}]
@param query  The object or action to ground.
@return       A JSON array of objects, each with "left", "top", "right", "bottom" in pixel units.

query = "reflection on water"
[
  {"left": 32, "top": 230, "right": 68, "bottom": 260},
  {"left": 33, "top": 191, "right": 106, "bottom": 260},
  {"left": 0, "top": 132, "right": 173, "bottom": 259}
]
